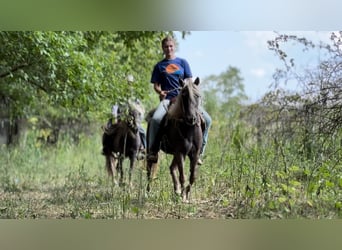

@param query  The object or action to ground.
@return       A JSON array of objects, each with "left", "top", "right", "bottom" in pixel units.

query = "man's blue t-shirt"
[{"left": 150, "top": 57, "right": 192, "bottom": 100}]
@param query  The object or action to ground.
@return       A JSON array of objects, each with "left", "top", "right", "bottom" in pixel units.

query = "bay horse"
[
  {"left": 146, "top": 77, "right": 204, "bottom": 202},
  {"left": 102, "top": 106, "right": 142, "bottom": 187}
]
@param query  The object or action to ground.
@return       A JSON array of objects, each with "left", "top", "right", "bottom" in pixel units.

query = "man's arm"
[{"left": 153, "top": 83, "right": 167, "bottom": 100}]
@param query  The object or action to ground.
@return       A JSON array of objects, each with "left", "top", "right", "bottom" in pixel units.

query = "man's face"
[{"left": 162, "top": 41, "right": 175, "bottom": 58}]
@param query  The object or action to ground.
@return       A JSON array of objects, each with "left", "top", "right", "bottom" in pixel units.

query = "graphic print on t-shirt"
[{"left": 165, "top": 63, "right": 181, "bottom": 75}]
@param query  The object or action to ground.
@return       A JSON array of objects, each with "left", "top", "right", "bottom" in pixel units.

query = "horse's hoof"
[
  {"left": 182, "top": 198, "right": 189, "bottom": 203},
  {"left": 181, "top": 193, "right": 189, "bottom": 203},
  {"left": 111, "top": 179, "right": 119, "bottom": 187},
  {"left": 175, "top": 189, "right": 181, "bottom": 196},
  {"left": 136, "top": 151, "right": 145, "bottom": 161}
]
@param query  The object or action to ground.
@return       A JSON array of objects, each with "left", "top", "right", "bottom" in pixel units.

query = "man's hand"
[{"left": 159, "top": 90, "right": 167, "bottom": 100}]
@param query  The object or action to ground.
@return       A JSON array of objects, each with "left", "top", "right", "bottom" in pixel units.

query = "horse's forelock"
[
  {"left": 186, "top": 79, "right": 201, "bottom": 104},
  {"left": 168, "top": 79, "right": 200, "bottom": 119}
]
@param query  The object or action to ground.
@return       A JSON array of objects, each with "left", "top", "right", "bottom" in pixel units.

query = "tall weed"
[{"left": 1, "top": 122, "right": 341, "bottom": 218}]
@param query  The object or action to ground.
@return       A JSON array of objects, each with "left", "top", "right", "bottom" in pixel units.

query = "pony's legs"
[
  {"left": 185, "top": 155, "right": 199, "bottom": 201},
  {"left": 146, "top": 159, "right": 155, "bottom": 192},
  {"left": 106, "top": 155, "right": 118, "bottom": 186},
  {"left": 146, "top": 161, "right": 151, "bottom": 192},
  {"left": 151, "top": 162, "right": 159, "bottom": 179},
  {"left": 117, "top": 157, "right": 124, "bottom": 186},
  {"left": 146, "top": 161, "right": 159, "bottom": 192},
  {"left": 170, "top": 161, "right": 180, "bottom": 195},
  {"left": 177, "top": 156, "right": 186, "bottom": 193},
  {"left": 105, "top": 155, "right": 113, "bottom": 177},
  {"left": 128, "top": 156, "right": 136, "bottom": 188},
  {"left": 170, "top": 155, "right": 185, "bottom": 196}
]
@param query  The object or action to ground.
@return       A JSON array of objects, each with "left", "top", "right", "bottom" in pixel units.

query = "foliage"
[
  {"left": 1, "top": 31, "right": 342, "bottom": 219},
  {"left": 1, "top": 118, "right": 342, "bottom": 219},
  {"left": 201, "top": 66, "right": 248, "bottom": 120},
  {"left": 261, "top": 31, "right": 342, "bottom": 159},
  {"left": 0, "top": 31, "right": 182, "bottom": 145},
  {"left": 0, "top": 31, "right": 173, "bottom": 121}
]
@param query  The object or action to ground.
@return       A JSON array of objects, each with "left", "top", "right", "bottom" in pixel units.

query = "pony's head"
[
  {"left": 119, "top": 105, "right": 140, "bottom": 133},
  {"left": 169, "top": 77, "right": 201, "bottom": 125}
]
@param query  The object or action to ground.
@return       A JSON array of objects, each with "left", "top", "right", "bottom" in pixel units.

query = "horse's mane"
[{"left": 168, "top": 78, "right": 201, "bottom": 119}]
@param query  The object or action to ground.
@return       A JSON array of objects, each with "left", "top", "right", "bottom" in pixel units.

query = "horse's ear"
[
  {"left": 194, "top": 77, "right": 200, "bottom": 86},
  {"left": 179, "top": 78, "right": 185, "bottom": 87}
]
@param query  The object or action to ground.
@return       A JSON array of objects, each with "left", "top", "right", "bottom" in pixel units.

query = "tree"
[
  {"left": 261, "top": 31, "right": 342, "bottom": 158},
  {"left": 0, "top": 31, "right": 182, "bottom": 144},
  {"left": 201, "top": 66, "right": 247, "bottom": 119}
]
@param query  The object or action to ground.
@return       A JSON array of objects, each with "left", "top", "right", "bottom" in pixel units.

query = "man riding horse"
[{"left": 147, "top": 36, "right": 211, "bottom": 165}]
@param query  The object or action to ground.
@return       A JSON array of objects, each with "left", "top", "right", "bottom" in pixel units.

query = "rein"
[{"left": 165, "top": 86, "right": 182, "bottom": 94}]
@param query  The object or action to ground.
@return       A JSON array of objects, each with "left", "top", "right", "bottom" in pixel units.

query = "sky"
[{"left": 175, "top": 31, "right": 334, "bottom": 102}]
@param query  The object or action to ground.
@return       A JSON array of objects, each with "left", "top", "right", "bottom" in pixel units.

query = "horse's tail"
[
  {"left": 101, "top": 123, "right": 119, "bottom": 156},
  {"left": 101, "top": 131, "right": 111, "bottom": 156}
]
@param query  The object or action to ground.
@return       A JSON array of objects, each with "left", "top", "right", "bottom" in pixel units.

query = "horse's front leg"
[
  {"left": 146, "top": 160, "right": 152, "bottom": 192},
  {"left": 146, "top": 158, "right": 157, "bottom": 192},
  {"left": 105, "top": 155, "right": 114, "bottom": 177},
  {"left": 170, "top": 155, "right": 184, "bottom": 196},
  {"left": 177, "top": 155, "right": 186, "bottom": 195},
  {"left": 177, "top": 155, "right": 189, "bottom": 202},
  {"left": 185, "top": 153, "right": 200, "bottom": 201},
  {"left": 128, "top": 155, "right": 136, "bottom": 188},
  {"left": 117, "top": 156, "right": 124, "bottom": 186},
  {"left": 106, "top": 155, "right": 119, "bottom": 186}
]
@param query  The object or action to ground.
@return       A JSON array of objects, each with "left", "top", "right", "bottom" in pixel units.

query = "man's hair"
[{"left": 161, "top": 36, "right": 175, "bottom": 47}]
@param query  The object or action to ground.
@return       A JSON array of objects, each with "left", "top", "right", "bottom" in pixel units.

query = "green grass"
[{"left": 1, "top": 125, "right": 342, "bottom": 219}]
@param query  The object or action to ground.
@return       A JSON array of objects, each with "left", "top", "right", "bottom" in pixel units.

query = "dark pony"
[
  {"left": 146, "top": 77, "right": 203, "bottom": 201},
  {"left": 102, "top": 106, "right": 141, "bottom": 187}
]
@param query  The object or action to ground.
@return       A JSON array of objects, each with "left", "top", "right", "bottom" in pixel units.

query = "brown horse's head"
[
  {"left": 169, "top": 77, "right": 201, "bottom": 125},
  {"left": 118, "top": 105, "right": 140, "bottom": 134}
]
